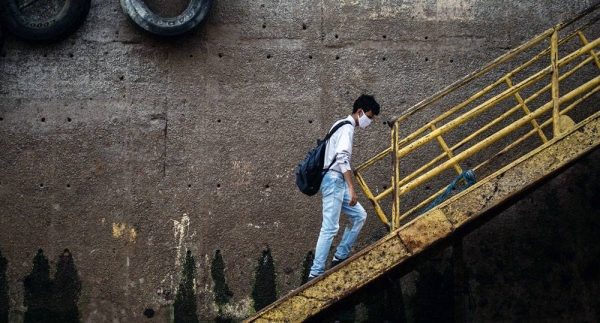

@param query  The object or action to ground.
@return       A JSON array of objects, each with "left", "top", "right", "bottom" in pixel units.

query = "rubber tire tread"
[
  {"left": 120, "top": 0, "right": 213, "bottom": 37},
  {"left": 0, "top": 0, "right": 91, "bottom": 43}
]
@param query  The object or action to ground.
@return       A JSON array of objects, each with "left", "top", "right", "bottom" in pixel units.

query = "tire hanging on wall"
[
  {"left": 120, "top": 0, "right": 213, "bottom": 37},
  {"left": 0, "top": 0, "right": 91, "bottom": 43}
]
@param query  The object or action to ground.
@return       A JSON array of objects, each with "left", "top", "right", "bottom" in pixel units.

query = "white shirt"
[{"left": 323, "top": 116, "right": 355, "bottom": 174}]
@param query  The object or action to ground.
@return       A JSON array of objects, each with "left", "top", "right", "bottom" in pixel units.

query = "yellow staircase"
[{"left": 246, "top": 3, "right": 600, "bottom": 322}]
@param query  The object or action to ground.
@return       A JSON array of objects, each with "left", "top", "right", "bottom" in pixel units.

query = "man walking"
[{"left": 308, "top": 94, "right": 381, "bottom": 281}]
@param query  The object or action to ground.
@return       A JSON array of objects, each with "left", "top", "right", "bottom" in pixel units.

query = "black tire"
[
  {"left": 120, "top": 0, "right": 213, "bottom": 37},
  {"left": 0, "top": 0, "right": 91, "bottom": 43}
]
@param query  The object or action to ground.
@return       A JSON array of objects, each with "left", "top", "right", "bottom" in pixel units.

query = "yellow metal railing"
[{"left": 356, "top": 2, "right": 600, "bottom": 231}]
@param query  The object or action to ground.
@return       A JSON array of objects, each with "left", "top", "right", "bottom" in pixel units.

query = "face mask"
[{"left": 358, "top": 111, "right": 372, "bottom": 129}]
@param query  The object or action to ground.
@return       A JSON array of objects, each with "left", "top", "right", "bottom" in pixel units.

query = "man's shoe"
[
  {"left": 307, "top": 274, "right": 318, "bottom": 283},
  {"left": 331, "top": 256, "right": 347, "bottom": 268}
]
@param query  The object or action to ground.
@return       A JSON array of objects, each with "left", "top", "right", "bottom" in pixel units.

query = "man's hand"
[
  {"left": 343, "top": 170, "right": 359, "bottom": 206},
  {"left": 349, "top": 188, "right": 359, "bottom": 206}
]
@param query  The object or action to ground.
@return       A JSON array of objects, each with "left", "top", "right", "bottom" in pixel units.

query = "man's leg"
[
  {"left": 310, "top": 173, "right": 344, "bottom": 276},
  {"left": 334, "top": 181, "right": 367, "bottom": 261}
]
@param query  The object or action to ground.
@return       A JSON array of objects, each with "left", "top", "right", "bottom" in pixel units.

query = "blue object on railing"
[{"left": 420, "top": 170, "right": 476, "bottom": 215}]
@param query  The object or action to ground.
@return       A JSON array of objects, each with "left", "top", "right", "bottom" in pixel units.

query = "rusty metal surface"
[{"left": 440, "top": 110, "right": 600, "bottom": 228}]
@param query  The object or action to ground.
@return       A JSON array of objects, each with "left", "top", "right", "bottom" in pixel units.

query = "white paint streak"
[{"left": 172, "top": 214, "right": 191, "bottom": 266}]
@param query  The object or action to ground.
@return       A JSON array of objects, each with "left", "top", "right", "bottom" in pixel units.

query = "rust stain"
[{"left": 399, "top": 209, "right": 454, "bottom": 253}]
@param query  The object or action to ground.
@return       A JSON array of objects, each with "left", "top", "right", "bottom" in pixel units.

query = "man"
[{"left": 308, "top": 94, "right": 381, "bottom": 281}]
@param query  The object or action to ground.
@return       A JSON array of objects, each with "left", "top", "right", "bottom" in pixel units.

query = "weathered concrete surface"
[{"left": 0, "top": 0, "right": 597, "bottom": 321}]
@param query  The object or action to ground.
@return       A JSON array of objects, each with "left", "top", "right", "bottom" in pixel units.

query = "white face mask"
[{"left": 358, "top": 110, "right": 372, "bottom": 129}]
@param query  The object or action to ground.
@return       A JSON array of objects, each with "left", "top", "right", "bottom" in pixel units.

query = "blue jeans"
[{"left": 310, "top": 171, "right": 367, "bottom": 276}]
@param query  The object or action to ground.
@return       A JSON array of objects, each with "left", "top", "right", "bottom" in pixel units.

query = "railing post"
[
  {"left": 551, "top": 29, "right": 561, "bottom": 137},
  {"left": 391, "top": 121, "right": 401, "bottom": 231}
]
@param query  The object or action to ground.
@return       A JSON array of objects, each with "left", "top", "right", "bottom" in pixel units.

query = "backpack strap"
[
  {"left": 323, "top": 120, "right": 352, "bottom": 170},
  {"left": 324, "top": 120, "right": 352, "bottom": 141}
]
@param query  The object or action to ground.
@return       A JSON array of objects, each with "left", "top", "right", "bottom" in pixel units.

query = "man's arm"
[{"left": 343, "top": 170, "right": 359, "bottom": 206}]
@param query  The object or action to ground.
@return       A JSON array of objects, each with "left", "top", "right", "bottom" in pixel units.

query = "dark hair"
[{"left": 353, "top": 94, "right": 381, "bottom": 115}]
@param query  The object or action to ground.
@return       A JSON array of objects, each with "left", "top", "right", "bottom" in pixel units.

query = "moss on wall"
[
  {"left": 174, "top": 250, "right": 199, "bottom": 323},
  {"left": 0, "top": 251, "right": 8, "bottom": 323},
  {"left": 211, "top": 249, "right": 233, "bottom": 320},
  {"left": 251, "top": 247, "right": 277, "bottom": 312},
  {"left": 22, "top": 249, "right": 81, "bottom": 323}
]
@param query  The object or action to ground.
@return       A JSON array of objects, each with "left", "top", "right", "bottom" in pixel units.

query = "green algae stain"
[
  {"left": 24, "top": 250, "right": 55, "bottom": 323},
  {"left": 211, "top": 250, "right": 233, "bottom": 321},
  {"left": 174, "top": 250, "right": 199, "bottom": 323},
  {"left": 299, "top": 251, "right": 314, "bottom": 286},
  {"left": 53, "top": 249, "right": 81, "bottom": 323},
  {"left": 251, "top": 246, "right": 277, "bottom": 312},
  {"left": 23, "top": 249, "right": 81, "bottom": 323}
]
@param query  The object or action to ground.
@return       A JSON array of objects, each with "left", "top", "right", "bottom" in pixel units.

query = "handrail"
[{"left": 356, "top": 3, "right": 600, "bottom": 231}]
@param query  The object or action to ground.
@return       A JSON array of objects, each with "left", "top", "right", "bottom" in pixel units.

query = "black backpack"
[{"left": 295, "top": 120, "right": 351, "bottom": 196}]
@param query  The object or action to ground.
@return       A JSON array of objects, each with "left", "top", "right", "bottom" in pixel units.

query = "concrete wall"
[{"left": 0, "top": 0, "right": 597, "bottom": 321}]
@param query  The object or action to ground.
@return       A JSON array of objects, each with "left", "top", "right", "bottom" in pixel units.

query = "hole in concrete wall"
[
  {"left": 0, "top": 117, "right": 3, "bottom": 121},
  {"left": 425, "top": 186, "right": 431, "bottom": 190},
  {"left": 382, "top": 57, "right": 386, "bottom": 61},
  {"left": 308, "top": 55, "right": 313, "bottom": 59},
  {"left": 218, "top": 53, "right": 223, "bottom": 58},
  {"left": 262, "top": 23, "right": 266, "bottom": 29},
  {"left": 302, "top": 23, "right": 307, "bottom": 30},
  {"left": 67, "top": 184, "right": 71, "bottom": 188},
  {"left": 217, "top": 119, "right": 221, "bottom": 123},
  {"left": 334, "top": 34, "right": 338, "bottom": 39},
  {"left": 103, "top": 51, "right": 108, "bottom": 55},
  {"left": 119, "top": 76, "right": 124, "bottom": 81},
  {"left": 450, "top": 59, "right": 454, "bottom": 63},
  {"left": 189, "top": 54, "right": 193, "bottom": 58},
  {"left": 335, "top": 55, "right": 340, "bottom": 60},
  {"left": 143, "top": 309, "right": 155, "bottom": 318},
  {"left": 308, "top": 120, "right": 313, "bottom": 124},
  {"left": 41, "top": 118, "right": 46, "bottom": 122},
  {"left": 265, "top": 184, "right": 270, "bottom": 189},
  {"left": 267, "top": 54, "right": 271, "bottom": 59},
  {"left": 1, "top": 52, "right": 6, "bottom": 58},
  {"left": 217, "top": 184, "right": 221, "bottom": 188},
  {"left": 39, "top": 184, "right": 44, "bottom": 188},
  {"left": 425, "top": 57, "right": 429, "bottom": 62},
  {"left": 43, "top": 53, "right": 47, "bottom": 57},
  {"left": 383, "top": 185, "right": 387, "bottom": 190},
  {"left": 68, "top": 53, "right": 74, "bottom": 58},
  {"left": 188, "top": 184, "right": 192, "bottom": 188},
  {"left": 67, "top": 117, "right": 72, "bottom": 122},
  {"left": 383, "top": 35, "right": 387, "bottom": 39},
  {"left": 425, "top": 36, "right": 428, "bottom": 40}
]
